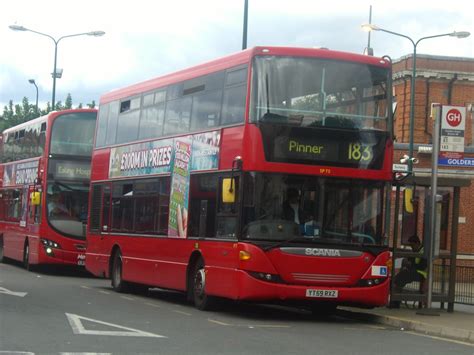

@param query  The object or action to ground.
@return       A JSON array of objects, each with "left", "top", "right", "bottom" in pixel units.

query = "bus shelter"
[{"left": 390, "top": 170, "right": 471, "bottom": 312}]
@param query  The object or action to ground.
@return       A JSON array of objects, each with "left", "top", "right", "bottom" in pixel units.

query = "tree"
[
  {"left": 65, "top": 93, "right": 73, "bottom": 109},
  {"left": 0, "top": 94, "right": 82, "bottom": 130}
]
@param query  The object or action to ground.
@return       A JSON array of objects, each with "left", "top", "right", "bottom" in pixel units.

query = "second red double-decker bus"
[
  {"left": 0, "top": 109, "right": 97, "bottom": 269},
  {"left": 86, "top": 46, "right": 393, "bottom": 312}
]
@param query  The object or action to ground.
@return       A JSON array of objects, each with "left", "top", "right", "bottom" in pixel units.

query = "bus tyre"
[
  {"left": 111, "top": 250, "right": 129, "bottom": 293},
  {"left": 0, "top": 236, "right": 4, "bottom": 263},
  {"left": 192, "top": 259, "right": 215, "bottom": 311},
  {"left": 23, "top": 242, "right": 32, "bottom": 271}
]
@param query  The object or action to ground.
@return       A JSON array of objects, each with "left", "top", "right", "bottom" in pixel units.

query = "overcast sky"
[{"left": 1, "top": 0, "right": 473, "bottom": 109}]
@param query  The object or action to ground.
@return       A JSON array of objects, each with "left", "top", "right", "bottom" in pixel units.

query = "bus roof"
[
  {"left": 100, "top": 46, "right": 390, "bottom": 104},
  {"left": 2, "top": 113, "right": 48, "bottom": 135},
  {"left": 1, "top": 108, "right": 97, "bottom": 135}
]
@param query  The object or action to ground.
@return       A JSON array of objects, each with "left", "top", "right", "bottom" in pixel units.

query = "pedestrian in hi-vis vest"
[{"left": 393, "top": 235, "right": 427, "bottom": 292}]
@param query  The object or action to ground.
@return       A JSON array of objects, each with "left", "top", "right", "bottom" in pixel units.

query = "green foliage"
[
  {"left": 65, "top": 93, "right": 73, "bottom": 109},
  {"left": 0, "top": 94, "right": 97, "bottom": 130}
]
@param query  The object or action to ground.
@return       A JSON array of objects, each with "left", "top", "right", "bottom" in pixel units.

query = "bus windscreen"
[
  {"left": 242, "top": 172, "right": 386, "bottom": 246},
  {"left": 251, "top": 56, "right": 389, "bottom": 131},
  {"left": 50, "top": 112, "right": 96, "bottom": 156}
]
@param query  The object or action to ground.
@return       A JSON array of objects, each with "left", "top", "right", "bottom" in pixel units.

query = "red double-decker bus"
[
  {"left": 86, "top": 46, "right": 393, "bottom": 312},
  {"left": 0, "top": 109, "right": 97, "bottom": 269}
]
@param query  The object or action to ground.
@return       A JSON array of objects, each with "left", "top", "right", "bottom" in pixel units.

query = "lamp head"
[
  {"left": 361, "top": 23, "right": 380, "bottom": 32},
  {"left": 9, "top": 24, "right": 27, "bottom": 31},
  {"left": 28, "top": 79, "right": 35, "bottom": 84},
  {"left": 450, "top": 31, "right": 470, "bottom": 38},
  {"left": 87, "top": 31, "right": 105, "bottom": 37}
]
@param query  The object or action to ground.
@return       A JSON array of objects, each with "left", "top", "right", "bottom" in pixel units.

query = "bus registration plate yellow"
[{"left": 306, "top": 289, "right": 338, "bottom": 298}]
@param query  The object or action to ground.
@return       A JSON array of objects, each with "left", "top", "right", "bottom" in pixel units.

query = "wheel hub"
[{"left": 194, "top": 269, "right": 206, "bottom": 298}]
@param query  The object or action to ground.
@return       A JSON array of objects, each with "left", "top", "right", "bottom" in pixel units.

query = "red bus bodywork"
[
  {"left": 86, "top": 47, "right": 392, "bottom": 309},
  {"left": 0, "top": 109, "right": 97, "bottom": 268}
]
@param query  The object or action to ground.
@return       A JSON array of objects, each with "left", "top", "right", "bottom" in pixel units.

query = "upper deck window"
[
  {"left": 94, "top": 65, "right": 248, "bottom": 148},
  {"left": 250, "top": 56, "right": 390, "bottom": 132},
  {"left": 1, "top": 120, "right": 46, "bottom": 163},
  {"left": 226, "top": 66, "right": 247, "bottom": 86},
  {"left": 50, "top": 112, "right": 97, "bottom": 156}
]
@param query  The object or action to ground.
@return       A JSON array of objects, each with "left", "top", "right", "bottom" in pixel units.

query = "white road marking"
[
  {"left": 99, "top": 290, "right": 111, "bottom": 295},
  {"left": 208, "top": 319, "right": 231, "bottom": 326},
  {"left": 80, "top": 286, "right": 91, "bottom": 289},
  {"left": 65, "top": 313, "right": 167, "bottom": 338},
  {"left": 120, "top": 296, "right": 135, "bottom": 301},
  {"left": 145, "top": 303, "right": 161, "bottom": 308},
  {"left": 206, "top": 318, "right": 290, "bottom": 328},
  {"left": 173, "top": 310, "right": 192, "bottom": 316},
  {"left": 0, "top": 287, "right": 27, "bottom": 297},
  {"left": 242, "top": 324, "right": 291, "bottom": 328},
  {"left": 405, "top": 330, "right": 474, "bottom": 347},
  {"left": 0, "top": 352, "right": 34, "bottom": 354},
  {"left": 60, "top": 353, "right": 111, "bottom": 355}
]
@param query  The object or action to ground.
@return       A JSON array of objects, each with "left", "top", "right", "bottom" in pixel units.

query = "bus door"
[
  {"left": 27, "top": 185, "right": 42, "bottom": 227},
  {"left": 88, "top": 183, "right": 111, "bottom": 269},
  {"left": 27, "top": 185, "right": 41, "bottom": 230},
  {"left": 216, "top": 175, "right": 240, "bottom": 239},
  {"left": 19, "top": 186, "right": 29, "bottom": 229},
  {"left": 100, "top": 183, "right": 112, "bottom": 244}
]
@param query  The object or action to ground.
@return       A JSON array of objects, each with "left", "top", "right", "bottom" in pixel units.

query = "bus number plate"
[{"left": 306, "top": 289, "right": 338, "bottom": 298}]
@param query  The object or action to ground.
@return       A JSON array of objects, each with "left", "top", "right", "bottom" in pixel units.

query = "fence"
[
  {"left": 455, "top": 266, "right": 474, "bottom": 305},
  {"left": 403, "top": 264, "right": 474, "bottom": 305}
]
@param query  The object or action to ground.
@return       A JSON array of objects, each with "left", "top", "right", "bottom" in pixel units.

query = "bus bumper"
[
  {"left": 37, "top": 244, "right": 86, "bottom": 266},
  {"left": 232, "top": 269, "right": 389, "bottom": 307}
]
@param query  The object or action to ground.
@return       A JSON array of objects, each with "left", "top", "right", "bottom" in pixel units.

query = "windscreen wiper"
[{"left": 262, "top": 234, "right": 304, "bottom": 252}]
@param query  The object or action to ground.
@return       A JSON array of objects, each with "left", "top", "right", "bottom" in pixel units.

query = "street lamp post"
[
  {"left": 28, "top": 79, "right": 39, "bottom": 115},
  {"left": 242, "top": 0, "right": 249, "bottom": 50},
  {"left": 9, "top": 25, "right": 105, "bottom": 110},
  {"left": 361, "top": 24, "right": 470, "bottom": 173}
]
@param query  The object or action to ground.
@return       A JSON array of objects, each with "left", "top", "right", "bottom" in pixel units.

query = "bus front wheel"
[
  {"left": 111, "top": 250, "right": 129, "bottom": 293},
  {"left": 192, "top": 259, "right": 215, "bottom": 311},
  {"left": 23, "top": 242, "right": 31, "bottom": 271}
]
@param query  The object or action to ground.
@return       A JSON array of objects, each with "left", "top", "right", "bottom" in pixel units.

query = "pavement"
[{"left": 338, "top": 302, "right": 474, "bottom": 344}]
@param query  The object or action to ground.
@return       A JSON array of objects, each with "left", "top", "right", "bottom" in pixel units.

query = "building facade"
[{"left": 392, "top": 54, "right": 474, "bottom": 265}]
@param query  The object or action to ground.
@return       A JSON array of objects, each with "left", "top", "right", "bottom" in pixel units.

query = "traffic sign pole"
[{"left": 417, "top": 103, "right": 441, "bottom": 316}]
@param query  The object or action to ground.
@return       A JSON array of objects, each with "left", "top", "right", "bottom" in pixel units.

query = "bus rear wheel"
[
  {"left": 111, "top": 250, "right": 129, "bottom": 293},
  {"left": 191, "top": 259, "right": 216, "bottom": 311},
  {"left": 23, "top": 242, "right": 31, "bottom": 271},
  {"left": 0, "top": 236, "right": 4, "bottom": 263}
]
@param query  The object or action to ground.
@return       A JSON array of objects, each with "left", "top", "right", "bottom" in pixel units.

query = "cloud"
[{"left": 1, "top": 0, "right": 472, "bottom": 109}]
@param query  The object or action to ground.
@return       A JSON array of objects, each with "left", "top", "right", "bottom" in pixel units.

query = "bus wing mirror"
[
  {"left": 222, "top": 178, "right": 236, "bottom": 203},
  {"left": 31, "top": 191, "right": 41, "bottom": 206},
  {"left": 404, "top": 188, "right": 414, "bottom": 213}
]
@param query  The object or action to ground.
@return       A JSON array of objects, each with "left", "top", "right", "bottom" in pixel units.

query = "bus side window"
[{"left": 188, "top": 174, "right": 217, "bottom": 238}]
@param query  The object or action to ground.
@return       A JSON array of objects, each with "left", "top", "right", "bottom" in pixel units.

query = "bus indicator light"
[{"left": 239, "top": 251, "right": 251, "bottom": 261}]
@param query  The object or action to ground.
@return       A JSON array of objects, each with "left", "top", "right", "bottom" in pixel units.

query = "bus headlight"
[
  {"left": 357, "top": 278, "right": 385, "bottom": 287},
  {"left": 248, "top": 271, "right": 283, "bottom": 283},
  {"left": 40, "top": 238, "right": 61, "bottom": 249}
]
